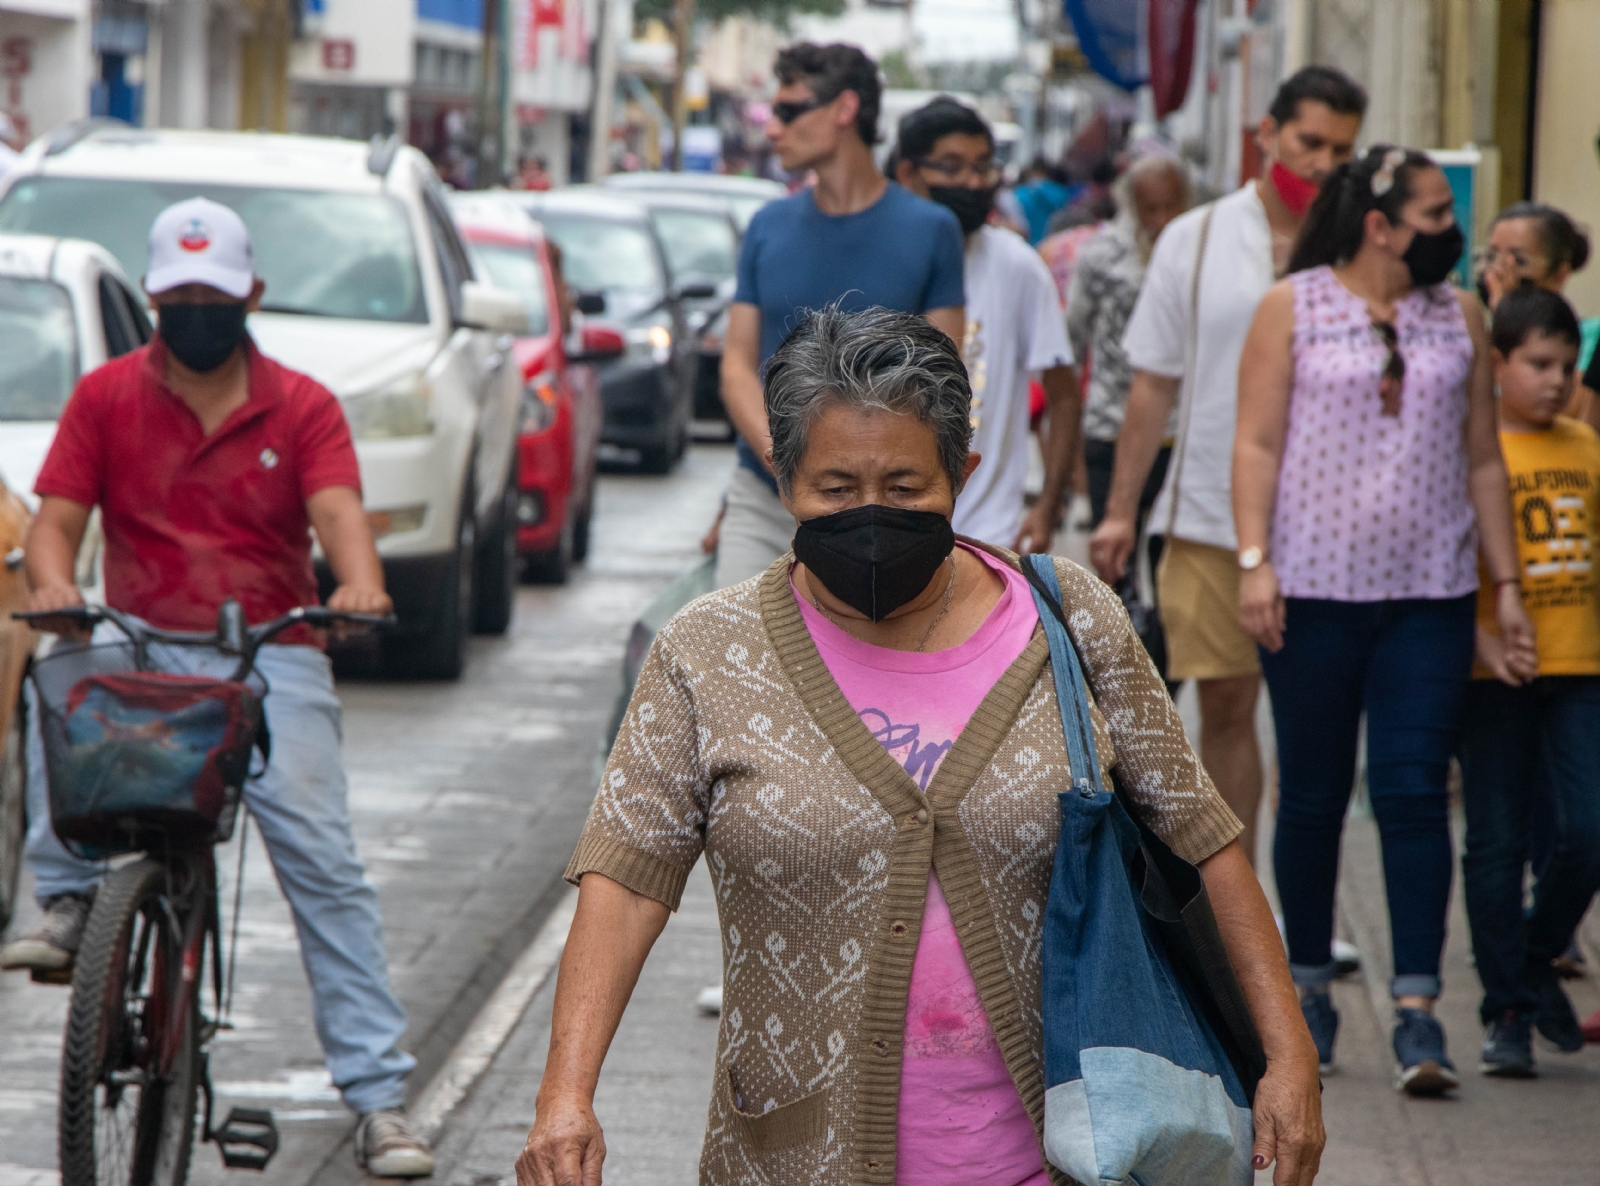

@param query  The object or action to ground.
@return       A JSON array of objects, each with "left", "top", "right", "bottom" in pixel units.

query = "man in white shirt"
[
  {"left": 894, "top": 97, "right": 1079, "bottom": 551},
  {"left": 1088, "top": 66, "right": 1365, "bottom": 867}
]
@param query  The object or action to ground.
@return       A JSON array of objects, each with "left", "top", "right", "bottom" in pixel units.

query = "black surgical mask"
[
  {"left": 1401, "top": 222, "right": 1465, "bottom": 289},
  {"left": 929, "top": 185, "right": 996, "bottom": 235},
  {"left": 158, "top": 302, "right": 249, "bottom": 372},
  {"left": 793, "top": 504, "right": 955, "bottom": 622}
]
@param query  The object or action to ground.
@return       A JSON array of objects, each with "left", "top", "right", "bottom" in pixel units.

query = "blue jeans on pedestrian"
[
  {"left": 1261, "top": 595, "right": 1475, "bottom": 1000},
  {"left": 1458, "top": 676, "right": 1600, "bottom": 1023},
  {"left": 25, "top": 637, "right": 415, "bottom": 1114}
]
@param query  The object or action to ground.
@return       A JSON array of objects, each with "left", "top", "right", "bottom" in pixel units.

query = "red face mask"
[{"left": 1270, "top": 160, "right": 1321, "bottom": 217}]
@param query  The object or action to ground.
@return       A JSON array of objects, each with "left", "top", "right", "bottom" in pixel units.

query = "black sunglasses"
[{"left": 771, "top": 97, "right": 825, "bottom": 125}]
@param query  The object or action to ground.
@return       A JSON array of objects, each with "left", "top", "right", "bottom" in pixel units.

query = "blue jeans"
[
  {"left": 1459, "top": 676, "right": 1600, "bottom": 1022},
  {"left": 25, "top": 639, "right": 414, "bottom": 1113},
  {"left": 1261, "top": 595, "right": 1475, "bottom": 999}
]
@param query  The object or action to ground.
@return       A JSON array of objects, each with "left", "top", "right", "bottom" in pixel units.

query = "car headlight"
[
  {"left": 626, "top": 324, "right": 673, "bottom": 365},
  {"left": 521, "top": 373, "right": 559, "bottom": 434},
  {"left": 344, "top": 372, "right": 435, "bottom": 440}
]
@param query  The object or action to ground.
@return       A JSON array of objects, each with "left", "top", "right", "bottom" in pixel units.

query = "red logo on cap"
[{"left": 178, "top": 218, "right": 211, "bottom": 252}]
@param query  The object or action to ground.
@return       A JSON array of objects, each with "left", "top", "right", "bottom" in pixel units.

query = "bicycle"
[{"left": 14, "top": 599, "right": 393, "bottom": 1186}]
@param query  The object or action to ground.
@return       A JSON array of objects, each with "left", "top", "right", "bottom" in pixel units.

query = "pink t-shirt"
[{"left": 794, "top": 545, "right": 1049, "bottom": 1186}]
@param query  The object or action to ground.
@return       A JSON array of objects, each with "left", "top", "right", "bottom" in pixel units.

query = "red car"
[{"left": 449, "top": 192, "right": 618, "bottom": 582}]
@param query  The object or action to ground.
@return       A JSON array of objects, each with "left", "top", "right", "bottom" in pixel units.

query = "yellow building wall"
[{"left": 1533, "top": 0, "right": 1600, "bottom": 319}]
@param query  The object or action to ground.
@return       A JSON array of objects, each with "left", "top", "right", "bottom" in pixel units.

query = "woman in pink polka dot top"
[{"left": 1228, "top": 145, "right": 1535, "bottom": 1094}]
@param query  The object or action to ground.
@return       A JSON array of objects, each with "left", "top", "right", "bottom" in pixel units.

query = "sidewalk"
[{"left": 429, "top": 807, "right": 1600, "bottom": 1185}]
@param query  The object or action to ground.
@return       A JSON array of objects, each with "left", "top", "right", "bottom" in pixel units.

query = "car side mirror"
[
  {"left": 569, "top": 323, "right": 626, "bottom": 363},
  {"left": 575, "top": 291, "right": 607, "bottom": 315},
  {"left": 673, "top": 281, "right": 717, "bottom": 301},
  {"left": 459, "top": 281, "right": 530, "bottom": 335}
]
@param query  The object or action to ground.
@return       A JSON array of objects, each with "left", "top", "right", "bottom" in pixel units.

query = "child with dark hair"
[{"left": 1459, "top": 284, "right": 1600, "bottom": 1078}]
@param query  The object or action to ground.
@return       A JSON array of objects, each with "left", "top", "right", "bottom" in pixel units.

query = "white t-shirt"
[
  {"left": 1121, "top": 182, "right": 1275, "bottom": 550},
  {"left": 951, "top": 225, "right": 1075, "bottom": 546}
]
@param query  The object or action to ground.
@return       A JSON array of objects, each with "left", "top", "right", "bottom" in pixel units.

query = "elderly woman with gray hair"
[{"left": 517, "top": 306, "right": 1323, "bottom": 1186}]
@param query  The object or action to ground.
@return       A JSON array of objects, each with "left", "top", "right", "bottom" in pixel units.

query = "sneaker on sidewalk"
[
  {"left": 695, "top": 984, "right": 722, "bottom": 1016},
  {"left": 1532, "top": 971, "right": 1584, "bottom": 1053},
  {"left": 1480, "top": 1011, "right": 1536, "bottom": 1078},
  {"left": 1333, "top": 938, "right": 1361, "bottom": 976},
  {"left": 0, "top": 893, "right": 93, "bottom": 973},
  {"left": 1300, "top": 990, "right": 1338, "bottom": 1073},
  {"left": 1393, "top": 1007, "right": 1459, "bottom": 1096},
  {"left": 354, "top": 1108, "right": 434, "bottom": 1178}
]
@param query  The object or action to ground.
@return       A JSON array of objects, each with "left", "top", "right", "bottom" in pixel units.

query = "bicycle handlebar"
[{"left": 13, "top": 601, "right": 398, "bottom": 682}]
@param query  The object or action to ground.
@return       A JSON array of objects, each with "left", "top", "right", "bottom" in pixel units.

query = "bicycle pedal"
[
  {"left": 214, "top": 1107, "right": 279, "bottom": 1171},
  {"left": 29, "top": 966, "right": 72, "bottom": 986}
]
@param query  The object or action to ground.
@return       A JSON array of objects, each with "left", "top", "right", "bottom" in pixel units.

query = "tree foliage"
[{"left": 635, "top": 0, "right": 846, "bottom": 31}]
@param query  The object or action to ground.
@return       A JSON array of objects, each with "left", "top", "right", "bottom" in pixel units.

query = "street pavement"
[{"left": 0, "top": 442, "right": 731, "bottom": 1186}]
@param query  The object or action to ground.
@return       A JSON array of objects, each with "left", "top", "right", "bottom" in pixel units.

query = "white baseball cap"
[{"left": 145, "top": 197, "right": 255, "bottom": 299}]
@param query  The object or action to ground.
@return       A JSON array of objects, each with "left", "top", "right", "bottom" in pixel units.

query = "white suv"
[{"left": 0, "top": 124, "right": 529, "bottom": 678}]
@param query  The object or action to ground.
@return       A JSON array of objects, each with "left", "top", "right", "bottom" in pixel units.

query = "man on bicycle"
[{"left": 0, "top": 199, "right": 434, "bottom": 1177}]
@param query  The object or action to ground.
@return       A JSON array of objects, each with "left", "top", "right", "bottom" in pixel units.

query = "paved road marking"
[{"left": 410, "top": 887, "right": 580, "bottom": 1143}]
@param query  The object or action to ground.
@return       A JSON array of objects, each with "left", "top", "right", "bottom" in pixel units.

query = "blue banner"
[{"left": 1064, "top": 0, "right": 1145, "bottom": 91}]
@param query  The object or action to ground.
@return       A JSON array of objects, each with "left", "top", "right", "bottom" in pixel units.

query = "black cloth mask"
[
  {"left": 929, "top": 185, "right": 996, "bottom": 235},
  {"left": 1402, "top": 222, "right": 1465, "bottom": 289},
  {"left": 793, "top": 504, "right": 955, "bottom": 622},
  {"left": 158, "top": 302, "right": 249, "bottom": 373}
]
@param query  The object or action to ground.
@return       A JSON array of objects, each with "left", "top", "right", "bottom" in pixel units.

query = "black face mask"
[
  {"left": 158, "top": 302, "right": 249, "bottom": 372},
  {"left": 929, "top": 185, "right": 996, "bottom": 235},
  {"left": 1402, "top": 222, "right": 1465, "bottom": 289},
  {"left": 793, "top": 504, "right": 955, "bottom": 622}
]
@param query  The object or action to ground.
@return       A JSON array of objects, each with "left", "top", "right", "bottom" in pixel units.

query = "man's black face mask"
[
  {"left": 158, "top": 302, "right": 249, "bottom": 373},
  {"left": 793, "top": 503, "right": 955, "bottom": 621}
]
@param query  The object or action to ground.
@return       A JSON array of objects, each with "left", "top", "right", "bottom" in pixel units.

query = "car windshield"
[
  {"left": 0, "top": 177, "right": 428, "bottom": 323},
  {"left": 0, "top": 277, "right": 77, "bottom": 420},
  {"left": 534, "top": 214, "right": 662, "bottom": 296},
  {"left": 649, "top": 209, "right": 736, "bottom": 284},
  {"left": 468, "top": 242, "right": 551, "bottom": 336}
]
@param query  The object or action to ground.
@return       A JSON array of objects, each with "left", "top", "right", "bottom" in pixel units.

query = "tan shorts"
[{"left": 1156, "top": 537, "right": 1262, "bottom": 682}]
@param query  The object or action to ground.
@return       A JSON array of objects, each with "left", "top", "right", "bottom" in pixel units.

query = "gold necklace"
[{"left": 810, "top": 556, "right": 957, "bottom": 653}]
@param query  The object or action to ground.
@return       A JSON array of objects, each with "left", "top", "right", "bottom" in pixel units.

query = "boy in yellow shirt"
[{"left": 1461, "top": 286, "right": 1600, "bottom": 1077}]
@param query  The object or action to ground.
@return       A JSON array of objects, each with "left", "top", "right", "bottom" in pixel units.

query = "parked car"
[
  {"left": 448, "top": 191, "right": 618, "bottom": 583},
  {"left": 600, "top": 171, "right": 786, "bottom": 232},
  {"left": 589, "top": 189, "right": 738, "bottom": 429},
  {"left": 511, "top": 189, "right": 712, "bottom": 473},
  {"left": 0, "top": 125, "right": 530, "bottom": 678},
  {"left": 0, "top": 231, "right": 151, "bottom": 594},
  {"left": 0, "top": 469, "right": 35, "bottom": 936}
]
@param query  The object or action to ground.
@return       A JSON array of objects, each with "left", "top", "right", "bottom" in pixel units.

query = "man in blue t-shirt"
[{"left": 716, "top": 41, "right": 966, "bottom": 588}]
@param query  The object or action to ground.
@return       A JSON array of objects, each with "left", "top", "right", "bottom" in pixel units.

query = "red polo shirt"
[{"left": 35, "top": 338, "right": 362, "bottom": 638}]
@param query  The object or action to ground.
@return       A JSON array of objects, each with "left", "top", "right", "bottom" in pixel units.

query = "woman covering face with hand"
[{"left": 517, "top": 306, "right": 1323, "bottom": 1186}]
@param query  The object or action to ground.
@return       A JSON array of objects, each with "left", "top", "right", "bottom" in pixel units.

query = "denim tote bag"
[{"left": 1024, "top": 555, "right": 1255, "bottom": 1186}]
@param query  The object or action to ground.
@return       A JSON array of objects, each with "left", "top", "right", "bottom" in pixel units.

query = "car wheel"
[
  {"left": 523, "top": 511, "right": 573, "bottom": 585},
  {"left": 473, "top": 475, "right": 518, "bottom": 635},
  {"left": 385, "top": 506, "right": 474, "bottom": 680},
  {"left": 571, "top": 471, "right": 596, "bottom": 564},
  {"left": 638, "top": 442, "right": 674, "bottom": 474},
  {"left": 0, "top": 694, "right": 26, "bottom": 935}
]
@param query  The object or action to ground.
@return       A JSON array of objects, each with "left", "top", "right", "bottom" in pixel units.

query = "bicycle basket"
[{"left": 31, "top": 640, "right": 265, "bottom": 859}]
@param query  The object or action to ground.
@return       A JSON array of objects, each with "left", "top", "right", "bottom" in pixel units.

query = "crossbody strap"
[
  {"left": 1022, "top": 554, "right": 1103, "bottom": 796},
  {"left": 1161, "top": 202, "right": 1215, "bottom": 538}
]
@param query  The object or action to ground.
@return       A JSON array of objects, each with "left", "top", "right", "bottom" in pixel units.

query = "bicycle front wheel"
[{"left": 59, "top": 859, "right": 202, "bottom": 1186}]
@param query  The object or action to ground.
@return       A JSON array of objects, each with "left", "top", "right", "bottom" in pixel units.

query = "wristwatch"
[{"left": 1238, "top": 546, "right": 1266, "bottom": 571}]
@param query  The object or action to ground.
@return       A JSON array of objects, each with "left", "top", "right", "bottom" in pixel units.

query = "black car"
[
  {"left": 513, "top": 190, "right": 711, "bottom": 473},
  {"left": 610, "top": 190, "right": 739, "bottom": 428}
]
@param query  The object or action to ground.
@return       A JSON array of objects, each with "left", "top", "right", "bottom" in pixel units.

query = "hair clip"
[{"left": 1370, "top": 148, "right": 1406, "bottom": 197}]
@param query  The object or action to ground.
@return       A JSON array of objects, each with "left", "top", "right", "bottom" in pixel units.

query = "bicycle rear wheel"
[{"left": 59, "top": 859, "right": 202, "bottom": 1186}]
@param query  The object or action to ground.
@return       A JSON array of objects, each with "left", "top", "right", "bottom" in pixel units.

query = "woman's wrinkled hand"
[
  {"left": 1249, "top": 1054, "right": 1325, "bottom": 1186},
  {"left": 1238, "top": 563, "right": 1285, "bottom": 652},
  {"left": 516, "top": 1094, "right": 606, "bottom": 1186}
]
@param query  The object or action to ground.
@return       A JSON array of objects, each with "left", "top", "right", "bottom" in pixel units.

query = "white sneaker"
[
  {"left": 1334, "top": 938, "right": 1361, "bottom": 976},
  {"left": 695, "top": 984, "right": 722, "bottom": 1016},
  {"left": 354, "top": 1108, "right": 434, "bottom": 1178},
  {"left": 0, "top": 893, "right": 93, "bottom": 972}
]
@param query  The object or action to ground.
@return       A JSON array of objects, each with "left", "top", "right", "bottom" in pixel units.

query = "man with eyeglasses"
[
  {"left": 892, "top": 97, "right": 1078, "bottom": 553},
  {"left": 715, "top": 42, "right": 965, "bottom": 590}
]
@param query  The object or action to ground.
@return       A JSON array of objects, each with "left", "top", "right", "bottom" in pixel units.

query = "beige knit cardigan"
[{"left": 566, "top": 547, "right": 1243, "bottom": 1186}]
